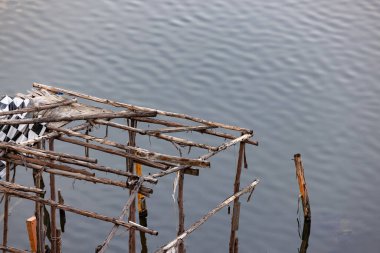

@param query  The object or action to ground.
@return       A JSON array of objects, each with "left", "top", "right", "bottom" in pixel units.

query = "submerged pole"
[
  {"left": 177, "top": 170, "right": 185, "bottom": 253},
  {"left": 229, "top": 142, "right": 245, "bottom": 253}
]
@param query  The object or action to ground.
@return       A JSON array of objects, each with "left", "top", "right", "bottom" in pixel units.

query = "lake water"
[{"left": 1, "top": 0, "right": 380, "bottom": 252}]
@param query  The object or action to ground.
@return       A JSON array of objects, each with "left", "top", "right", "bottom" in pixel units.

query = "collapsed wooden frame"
[{"left": 0, "top": 83, "right": 259, "bottom": 253}]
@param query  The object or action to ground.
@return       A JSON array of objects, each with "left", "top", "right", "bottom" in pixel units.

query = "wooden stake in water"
[{"left": 2, "top": 162, "right": 10, "bottom": 253}]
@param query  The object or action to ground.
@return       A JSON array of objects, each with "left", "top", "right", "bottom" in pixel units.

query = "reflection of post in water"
[
  {"left": 294, "top": 154, "right": 311, "bottom": 253},
  {"left": 136, "top": 163, "right": 149, "bottom": 253}
]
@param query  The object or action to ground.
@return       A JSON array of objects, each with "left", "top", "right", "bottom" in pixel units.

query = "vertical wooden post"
[
  {"left": 128, "top": 119, "right": 137, "bottom": 253},
  {"left": 229, "top": 142, "right": 245, "bottom": 253},
  {"left": 177, "top": 170, "right": 185, "bottom": 253},
  {"left": 49, "top": 138, "right": 57, "bottom": 253},
  {"left": 26, "top": 216, "right": 37, "bottom": 253},
  {"left": 294, "top": 154, "right": 311, "bottom": 220},
  {"left": 294, "top": 154, "right": 311, "bottom": 253},
  {"left": 55, "top": 229, "right": 62, "bottom": 253},
  {"left": 2, "top": 162, "right": 10, "bottom": 253},
  {"left": 35, "top": 141, "right": 44, "bottom": 253}
]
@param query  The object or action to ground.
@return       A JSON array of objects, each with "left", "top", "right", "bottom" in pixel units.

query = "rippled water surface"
[{"left": 1, "top": 0, "right": 380, "bottom": 252}]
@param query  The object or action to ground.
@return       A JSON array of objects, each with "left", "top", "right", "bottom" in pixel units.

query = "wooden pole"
[
  {"left": 128, "top": 119, "right": 137, "bottom": 253},
  {"left": 136, "top": 164, "right": 147, "bottom": 217},
  {"left": 0, "top": 111, "right": 157, "bottom": 126},
  {"left": 156, "top": 180, "right": 259, "bottom": 253},
  {"left": 177, "top": 171, "right": 185, "bottom": 253},
  {"left": 0, "top": 187, "right": 158, "bottom": 235},
  {"left": 96, "top": 178, "right": 144, "bottom": 253},
  {"left": 294, "top": 154, "right": 311, "bottom": 253},
  {"left": 2, "top": 162, "right": 10, "bottom": 253},
  {"left": 26, "top": 216, "right": 37, "bottom": 253},
  {"left": 229, "top": 142, "right": 245, "bottom": 253},
  {"left": 47, "top": 126, "right": 210, "bottom": 168},
  {"left": 0, "top": 99, "right": 76, "bottom": 117},
  {"left": 3, "top": 160, "right": 152, "bottom": 197},
  {"left": 33, "top": 83, "right": 253, "bottom": 133},
  {"left": 131, "top": 117, "right": 258, "bottom": 146},
  {"left": 49, "top": 139, "right": 57, "bottom": 253},
  {"left": 0, "top": 245, "right": 30, "bottom": 253},
  {"left": 294, "top": 154, "right": 311, "bottom": 220}
]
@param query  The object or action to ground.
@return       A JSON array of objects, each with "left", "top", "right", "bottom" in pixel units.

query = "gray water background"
[{"left": 1, "top": 0, "right": 380, "bottom": 252}]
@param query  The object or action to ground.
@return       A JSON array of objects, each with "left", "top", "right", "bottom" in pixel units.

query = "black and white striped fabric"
[{"left": 0, "top": 96, "right": 47, "bottom": 179}]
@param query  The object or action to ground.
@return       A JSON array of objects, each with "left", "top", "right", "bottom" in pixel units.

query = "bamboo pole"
[
  {"left": 49, "top": 139, "right": 57, "bottom": 253},
  {"left": 0, "top": 99, "right": 76, "bottom": 117},
  {"left": 26, "top": 216, "right": 37, "bottom": 253},
  {"left": 177, "top": 171, "right": 185, "bottom": 253},
  {"left": 33, "top": 83, "right": 253, "bottom": 133},
  {"left": 2, "top": 162, "right": 10, "bottom": 253},
  {"left": 155, "top": 180, "right": 259, "bottom": 253},
  {"left": 48, "top": 126, "right": 210, "bottom": 168},
  {"left": 96, "top": 178, "right": 144, "bottom": 253},
  {"left": 0, "top": 111, "right": 157, "bottom": 126},
  {"left": 294, "top": 154, "right": 311, "bottom": 220},
  {"left": 0, "top": 245, "right": 30, "bottom": 253},
  {"left": 229, "top": 142, "right": 245, "bottom": 253},
  {"left": 132, "top": 117, "right": 258, "bottom": 146},
  {"left": 0, "top": 187, "right": 158, "bottom": 235},
  {"left": 95, "top": 119, "right": 218, "bottom": 151}
]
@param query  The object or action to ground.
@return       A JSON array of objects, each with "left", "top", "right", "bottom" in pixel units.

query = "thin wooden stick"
[
  {"left": 0, "top": 245, "right": 29, "bottom": 253},
  {"left": 49, "top": 139, "right": 57, "bottom": 253},
  {"left": 200, "top": 134, "right": 252, "bottom": 160},
  {"left": 155, "top": 180, "right": 259, "bottom": 253},
  {"left": 4, "top": 160, "right": 152, "bottom": 197},
  {"left": 2, "top": 162, "right": 10, "bottom": 253},
  {"left": 57, "top": 136, "right": 168, "bottom": 171},
  {"left": 0, "top": 187, "right": 158, "bottom": 235},
  {"left": 96, "top": 178, "right": 144, "bottom": 253},
  {"left": 33, "top": 83, "right": 253, "bottom": 133},
  {"left": 229, "top": 142, "right": 245, "bottom": 253},
  {"left": 48, "top": 126, "right": 210, "bottom": 168},
  {"left": 177, "top": 171, "right": 185, "bottom": 253},
  {"left": 95, "top": 119, "right": 218, "bottom": 151},
  {"left": 144, "top": 125, "right": 217, "bottom": 134},
  {"left": 128, "top": 119, "right": 137, "bottom": 253},
  {"left": 4, "top": 154, "right": 95, "bottom": 177},
  {"left": 0, "top": 111, "right": 156, "bottom": 126},
  {"left": 134, "top": 117, "right": 258, "bottom": 146},
  {"left": 151, "top": 165, "right": 191, "bottom": 179},
  {"left": 0, "top": 181, "right": 45, "bottom": 194},
  {"left": 0, "top": 99, "right": 76, "bottom": 117}
]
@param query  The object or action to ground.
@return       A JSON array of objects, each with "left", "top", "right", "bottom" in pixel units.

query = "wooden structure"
[{"left": 0, "top": 83, "right": 259, "bottom": 253}]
